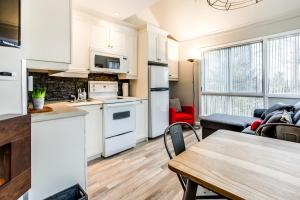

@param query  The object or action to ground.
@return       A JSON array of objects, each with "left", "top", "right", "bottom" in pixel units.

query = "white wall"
[{"left": 172, "top": 15, "right": 300, "bottom": 116}]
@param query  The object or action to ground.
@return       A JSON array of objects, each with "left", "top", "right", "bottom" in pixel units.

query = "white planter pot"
[{"left": 33, "top": 98, "right": 45, "bottom": 110}]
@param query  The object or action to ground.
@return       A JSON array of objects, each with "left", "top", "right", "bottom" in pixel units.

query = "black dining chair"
[{"left": 163, "top": 122, "right": 225, "bottom": 199}]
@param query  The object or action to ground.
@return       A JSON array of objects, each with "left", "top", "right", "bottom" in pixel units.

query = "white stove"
[
  {"left": 88, "top": 81, "right": 137, "bottom": 157},
  {"left": 88, "top": 81, "right": 137, "bottom": 104}
]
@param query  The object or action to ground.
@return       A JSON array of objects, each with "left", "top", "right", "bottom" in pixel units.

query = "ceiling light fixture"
[{"left": 207, "top": 0, "right": 263, "bottom": 11}]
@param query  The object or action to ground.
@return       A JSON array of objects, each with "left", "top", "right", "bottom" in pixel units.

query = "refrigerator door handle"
[{"left": 150, "top": 88, "right": 169, "bottom": 92}]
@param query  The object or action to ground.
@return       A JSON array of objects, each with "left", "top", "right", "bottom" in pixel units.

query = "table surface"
[{"left": 168, "top": 130, "right": 300, "bottom": 200}]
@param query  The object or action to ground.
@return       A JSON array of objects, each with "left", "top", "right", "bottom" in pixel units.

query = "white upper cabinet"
[
  {"left": 157, "top": 35, "right": 168, "bottom": 64},
  {"left": 69, "top": 15, "right": 91, "bottom": 71},
  {"left": 90, "top": 23, "right": 110, "bottom": 51},
  {"left": 90, "top": 22, "right": 128, "bottom": 56},
  {"left": 168, "top": 39, "right": 179, "bottom": 81},
  {"left": 23, "top": 0, "right": 71, "bottom": 68},
  {"left": 110, "top": 27, "right": 127, "bottom": 55},
  {"left": 148, "top": 31, "right": 158, "bottom": 63},
  {"left": 148, "top": 29, "right": 168, "bottom": 64},
  {"left": 119, "top": 31, "right": 138, "bottom": 79}
]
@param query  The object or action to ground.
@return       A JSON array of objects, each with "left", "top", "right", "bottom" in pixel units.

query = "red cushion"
[
  {"left": 251, "top": 120, "right": 263, "bottom": 131},
  {"left": 175, "top": 112, "right": 193, "bottom": 121}
]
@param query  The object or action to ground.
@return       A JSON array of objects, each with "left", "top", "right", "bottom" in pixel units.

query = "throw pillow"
[
  {"left": 262, "top": 110, "right": 284, "bottom": 124},
  {"left": 250, "top": 120, "right": 263, "bottom": 131},
  {"left": 169, "top": 98, "right": 182, "bottom": 112},
  {"left": 261, "top": 113, "right": 283, "bottom": 138},
  {"left": 293, "top": 101, "right": 300, "bottom": 112},
  {"left": 261, "top": 103, "right": 293, "bottom": 119},
  {"left": 280, "top": 111, "right": 293, "bottom": 124},
  {"left": 293, "top": 110, "right": 300, "bottom": 124}
]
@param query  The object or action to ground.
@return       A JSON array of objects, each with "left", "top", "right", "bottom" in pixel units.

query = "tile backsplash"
[{"left": 28, "top": 72, "right": 129, "bottom": 102}]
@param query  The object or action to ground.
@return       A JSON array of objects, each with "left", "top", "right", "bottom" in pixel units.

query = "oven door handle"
[{"left": 104, "top": 101, "right": 137, "bottom": 108}]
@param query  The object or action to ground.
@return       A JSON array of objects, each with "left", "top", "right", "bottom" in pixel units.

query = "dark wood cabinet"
[{"left": 0, "top": 114, "right": 31, "bottom": 200}]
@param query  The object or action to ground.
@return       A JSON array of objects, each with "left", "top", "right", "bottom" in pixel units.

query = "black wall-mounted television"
[{"left": 0, "top": 0, "right": 20, "bottom": 48}]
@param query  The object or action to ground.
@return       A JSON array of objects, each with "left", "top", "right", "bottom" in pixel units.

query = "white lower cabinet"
[
  {"left": 30, "top": 116, "right": 86, "bottom": 200},
  {"left": 135, "top": 100, "right": 149, "bottom": 142},
  {"left": 75, "top": 104, "right": 103, "bottom": 161}
]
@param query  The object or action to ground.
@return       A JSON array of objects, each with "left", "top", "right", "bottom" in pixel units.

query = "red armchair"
[{"left": 169, "top": 106, "right": 195, "bottom": 125}]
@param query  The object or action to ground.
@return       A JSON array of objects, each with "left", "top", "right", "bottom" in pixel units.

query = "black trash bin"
[{"left": 44, "top": 184, "right": 88, "bottom": 200}]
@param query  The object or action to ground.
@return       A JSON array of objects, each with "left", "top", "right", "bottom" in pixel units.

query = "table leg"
[{"left": 183, "top": 179, "right": 197, "bottom": 200}]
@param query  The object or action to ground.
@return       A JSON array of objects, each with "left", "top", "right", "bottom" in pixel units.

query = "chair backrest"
[
  {"left": 257, "top": 123, "right": 300, "bottom": 143},
  {"left": 163, "top": 122, "right": 200, "bottom": 190},
  {"left": 276, "top": 125, "right": 300, "bottom": 143}
]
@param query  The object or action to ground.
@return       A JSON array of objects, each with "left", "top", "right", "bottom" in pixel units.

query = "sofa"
[{"left": 200, "top": 102, "right": 300, "bottom": 142}]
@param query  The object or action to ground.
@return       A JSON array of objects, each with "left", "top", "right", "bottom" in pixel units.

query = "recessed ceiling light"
[{"left": 114, "top": 12, "right": 120, "bottom": 17}]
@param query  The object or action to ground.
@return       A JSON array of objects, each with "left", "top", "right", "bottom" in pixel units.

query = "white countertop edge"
[{"left": 31, "top": 103, "right": 88, "bottom": 123}]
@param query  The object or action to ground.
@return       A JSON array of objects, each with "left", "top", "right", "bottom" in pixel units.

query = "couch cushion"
[
  {"left": 261, "top": 103, "right": 293, "bottom": 119},
  {"left": 293, "top": 110, "right": 300, "bottom": 123},
  {"left": 242, "top": 126, "right": 256, "bottom": 135},
  {"left": 200, "top": 114, "right": 258, "bottom": 132},
  {"left": 261, "top": 113, "right": 283, "bottom": 138},
  {"left": 175, "top": 112, "right": 193, "bottom": 121},
  {"left": 293, "top": 101, "right": 300, "bottom": 112},
  {"left": 169, "top": 98, "right": 182, "bottom": 112}
]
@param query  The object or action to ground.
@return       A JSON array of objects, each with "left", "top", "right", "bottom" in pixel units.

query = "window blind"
[{"left": 267, "top": 34, "right": 300, "bottom": 95}]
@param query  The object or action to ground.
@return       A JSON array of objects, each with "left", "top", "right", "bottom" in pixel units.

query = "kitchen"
[{"left": 0, "top": 0, "right": 179, "bottom": 199}]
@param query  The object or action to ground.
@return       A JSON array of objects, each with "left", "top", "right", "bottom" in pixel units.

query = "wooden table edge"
[{"left": 168, "top": 161, "right": 244, "bottom": 200}]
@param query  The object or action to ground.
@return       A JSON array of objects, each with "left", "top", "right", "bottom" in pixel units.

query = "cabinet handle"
[
  {"left": 169, "top": 75, "right": 172, "bottom": 77},
  {"left": 157, "top": 58, "right": 161, "bottom": 61}
]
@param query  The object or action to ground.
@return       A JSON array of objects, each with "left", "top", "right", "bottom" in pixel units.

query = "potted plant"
[{"left": 32, "top": 87, "right": 46, "bottom": 110}]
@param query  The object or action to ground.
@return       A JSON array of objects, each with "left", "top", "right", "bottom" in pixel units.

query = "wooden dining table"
[{"left": 168, "top": 129, "right": 300, "bottom": 200}]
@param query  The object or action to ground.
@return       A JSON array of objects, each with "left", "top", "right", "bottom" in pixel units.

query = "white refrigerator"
[{"left": 149, "top": 64, "right": 169, "bottom": 138}]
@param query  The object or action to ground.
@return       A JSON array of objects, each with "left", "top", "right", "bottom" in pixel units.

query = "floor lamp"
[{"left": 187, "top": 58, "right": 200, "bottom": 129}]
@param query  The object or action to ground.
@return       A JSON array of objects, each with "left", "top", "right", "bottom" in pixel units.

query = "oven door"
[{"left": 103, "top": 102, "right": 136, "bottom": 138}]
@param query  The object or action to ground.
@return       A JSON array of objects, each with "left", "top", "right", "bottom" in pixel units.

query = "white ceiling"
[
  {"left": 150, "top": 0, "right": 300, "bottom": 41},
  {"left": 73, "top": 0, "right": 160, "bottom": 20},
  {"left": 73, "top": 0, "right": 300, "bottom": 42}
]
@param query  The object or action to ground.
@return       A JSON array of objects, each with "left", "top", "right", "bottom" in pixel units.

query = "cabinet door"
[
  {"left": 158, "top": 35, "right": 168, "bottom": 64},
  {"left": 23, "top": 0, "right": 71, "bottom": 64},
  {"left": 148, "top": 31, "right": 158, "bottom": 62},
  {"left": 77, "top": 105, "right": 103, "bottom": 160},
  {"left": 90, "top": 23, "right": 110, "bottom": 51},
  {"left": 168, "top": 39, "right": 179, "bottom": 80},
  {"left": 31, "top": 116, "right": 86, "bottom": 199},
  {"left": 69, "top": 16, "right": 90, "bottom": 71},
  {"left": 136, "top": 100, "right": 148, "bottom": 142},
  {"left": 110, "top": 27, "right": 127, "bottom": 55},
  {"left": 127, "top": 34, "right": 138, "bottom": 77}
]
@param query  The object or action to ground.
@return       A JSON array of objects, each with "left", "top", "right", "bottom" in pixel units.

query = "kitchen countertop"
[
  {"left": 31, "top": 103, "right": 88, "bottom": 123},
  {"left": 30, "top": 97, "right": 144, "bottom": 123}
]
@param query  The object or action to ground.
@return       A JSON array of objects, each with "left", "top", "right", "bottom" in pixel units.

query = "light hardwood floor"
[{"left": 87, "top": 130, "right": 200, "bottom": 200}]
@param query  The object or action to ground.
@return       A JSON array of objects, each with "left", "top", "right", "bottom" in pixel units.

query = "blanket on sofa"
[{"left": 257, "top": 103, "right": 300, "bottom": 138}]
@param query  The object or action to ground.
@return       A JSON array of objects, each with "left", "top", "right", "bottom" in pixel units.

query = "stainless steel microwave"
[{"left": 90, "top": 50, "right": 129, "bottom": 74}]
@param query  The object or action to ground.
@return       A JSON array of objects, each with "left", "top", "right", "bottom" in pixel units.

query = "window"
[
  {"left": 200, "top": 31, "right": 300, "bottom": 117},
  {"left": 201, "top": 42, "right": 263, "bottom": 116},
  {"left": 267, "top": 34, "right": 300, "bottom": 95}
]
